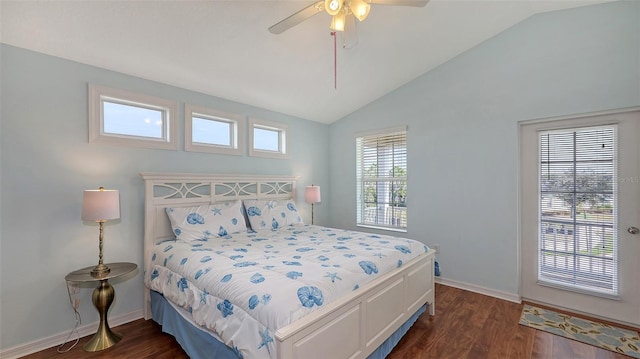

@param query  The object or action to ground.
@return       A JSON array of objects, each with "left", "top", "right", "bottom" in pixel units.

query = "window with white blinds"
[
  {"left": 356, "top": 127, "right": 407, "bottom": 231},
  {"left": 538, "top": 125, "right": 617, "bottom": 296}
]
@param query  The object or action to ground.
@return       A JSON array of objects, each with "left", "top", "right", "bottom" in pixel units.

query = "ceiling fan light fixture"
[
  {"left": 329, "top": 10, "right": 347, "bottom": 31},
  {"left": 325, "top": 0, "right": 343, "bottom": 16},
  {"left": 348, "top": 0, "right": 370, "bottom": 21}
]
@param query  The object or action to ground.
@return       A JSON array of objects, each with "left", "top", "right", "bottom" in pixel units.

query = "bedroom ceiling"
[{"left": 0, "top": 0, "right": 612, "bottom": 124}]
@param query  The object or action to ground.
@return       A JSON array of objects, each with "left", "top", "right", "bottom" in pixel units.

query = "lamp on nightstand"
[
  {"left": 82, "top": 187, "right": 120, "bottom": 277},
  {"left": 305, "top": 185, "right": 321, "bottom": 225}
]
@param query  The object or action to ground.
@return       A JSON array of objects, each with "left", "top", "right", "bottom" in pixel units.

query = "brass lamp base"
[
  {"left": 84, "top": 280, "right": 122, "bottom": 351},
  {"left": 84, "top": 326, "right": 122, "bottom": 352},
  {"left": 90, "top": 220, "right": 111, "bottom": 278},
  {"left": 91, "top": 263, "right": 111, "bottom": 278}
]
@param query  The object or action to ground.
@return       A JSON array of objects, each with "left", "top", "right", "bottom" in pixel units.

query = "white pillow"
[
  {"left": 243, "top": 199, "right": 303, "bottom": 231},
  {"left": 165, "top": 200, "right": 247, "bottom": 242}
]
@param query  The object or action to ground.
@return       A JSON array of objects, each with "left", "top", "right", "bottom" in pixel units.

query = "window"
[
  {"left": 356, "top": 126, "right": 407, "bottom": 231},
  {"left": 185, "top": 104, "right": 243, "bottom": 155},
  {"left": 538, "top": 125, "right": 617, "bottom": 295},
  {"left": 248, "top": 118, "right": 289, "bottom": 159},
  {"left": 88, "top": 84, "right": 178, "bottom": 150}
]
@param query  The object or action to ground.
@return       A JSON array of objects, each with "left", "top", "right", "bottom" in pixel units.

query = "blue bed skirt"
[{"left": 151, "top": 290, "right": 426, "bottom": 359}]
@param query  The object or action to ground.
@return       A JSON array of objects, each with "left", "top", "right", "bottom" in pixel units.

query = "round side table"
[{"left": 65, "top": 262, "right": 137, "bottom": 351}]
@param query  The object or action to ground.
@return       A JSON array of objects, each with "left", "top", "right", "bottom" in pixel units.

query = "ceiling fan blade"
[
  {"left": 341, "top": 14, "right": 358, "bottom": 49},
  {"left": 368, "top": 0, "right": 429, "bottom": 7},
  {"left": 268, "top": 1, "right": 325, "bottom": 34}
]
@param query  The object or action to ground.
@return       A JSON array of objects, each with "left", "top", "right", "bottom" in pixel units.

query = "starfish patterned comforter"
[{"left": 147, "top": 224, "right": 429, "bottom": 359}]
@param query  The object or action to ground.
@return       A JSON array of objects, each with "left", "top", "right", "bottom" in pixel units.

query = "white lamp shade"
[
  {"left": 82, "top": 189, "right": 120, "bottom": 221},
  {"left": 305, "top": 185, "right": 321, "bottom": 204}
]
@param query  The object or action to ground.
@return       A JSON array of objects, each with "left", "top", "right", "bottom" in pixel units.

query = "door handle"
[{"left": 628, "top": 226, "right": 639, "bottom": 235}]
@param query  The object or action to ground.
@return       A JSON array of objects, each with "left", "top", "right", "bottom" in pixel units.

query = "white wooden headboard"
[{"left": 140, "top": 172, "right": 298, "bottom": 318}]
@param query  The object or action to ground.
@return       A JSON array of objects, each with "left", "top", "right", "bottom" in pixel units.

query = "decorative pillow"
[
  {"left": 165, "top": 200, "right": 247, "bottom": 242},
  {"left": 243, "top": 199, "right": 303, "bottom": 231}
]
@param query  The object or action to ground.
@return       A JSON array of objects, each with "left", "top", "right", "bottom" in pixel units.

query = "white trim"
[
  {"left": 184, "top": 104, "right": 244, "bottom": 155},
  {"left": 354, "top": 125, "right": 407, "bottom": 139},
  {"left": 517, "top": 106, "right": 640, "bottom": 126},
  {"left": 356, "top": 224, "right": 408, "bottom": 233},
  {"left": 436, "top": 277, "right": 522, "bottom": 304},
  {"left": 88, "top": 84, "right": 178, "bottom": 150},
  {"left": 536, "top": 280, "right": 620, "bottom": 301},
  {"left": 248, "top": 117, "right": 290, "bottom": 159},
  {"left": 0, "top": 309, "right": 143, "bottom": 359}
]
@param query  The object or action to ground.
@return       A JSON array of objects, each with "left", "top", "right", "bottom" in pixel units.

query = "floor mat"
[{"left": 519, "top": 304, "right": 640, "bottom": 358}]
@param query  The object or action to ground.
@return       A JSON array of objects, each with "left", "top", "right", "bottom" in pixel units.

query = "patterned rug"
[{"left": 519, "top": 304, "right": 640, "bottom": 358}]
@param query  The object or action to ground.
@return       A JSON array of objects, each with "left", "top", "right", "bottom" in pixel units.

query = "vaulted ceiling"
[{"left": 0, "top": 0, "right": 611, "bottom": 124}]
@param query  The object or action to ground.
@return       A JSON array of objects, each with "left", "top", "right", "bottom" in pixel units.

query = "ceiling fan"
[{"left": 269, "top": 0, "right": 429, "bottom": 48}]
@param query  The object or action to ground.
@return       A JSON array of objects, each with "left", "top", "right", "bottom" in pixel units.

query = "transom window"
[
  {"left": 185, "top": 104, "right": 243, "bottom": 155},
  {"left": 538, "top": 125, "right": 617, "bottom": 295},
  {"left": 248, "top": 118, "right": 289, "bottom": 159},
  {"left": 356, "top": 126, "right": 407, "bottom": 232},
  {"left": 88, "top": 84, "right": 178, "bottom": 150}
]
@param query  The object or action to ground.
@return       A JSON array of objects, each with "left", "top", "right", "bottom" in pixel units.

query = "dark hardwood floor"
[{"left": 22, "top": 284, "right": 632, "bottom": 359}]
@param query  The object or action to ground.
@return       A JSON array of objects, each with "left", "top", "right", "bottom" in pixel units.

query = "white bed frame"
[{"left": 141, "top": 172, "right": 435, "bottom": 359}]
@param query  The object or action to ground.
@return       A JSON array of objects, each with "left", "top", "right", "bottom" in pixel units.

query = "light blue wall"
[
  {"left": 328, "top": 1, "right": 639, "bottom": 295},
  {"left": 0, "top": 45, "right": 329, "bottom": 350}
]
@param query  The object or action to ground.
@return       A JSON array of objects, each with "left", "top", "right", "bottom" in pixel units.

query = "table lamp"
[
  {"left": 305, "top": 185, "right": 321, "bottom": 225},
  {"left": 82, "top": 187, "right": 120, "bottom": 277}
]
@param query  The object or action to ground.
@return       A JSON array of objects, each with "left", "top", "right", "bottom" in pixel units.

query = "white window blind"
[
  {"left": 538, "top": 125, "right": 617, "bottom": 295},
  {"left": 356, "top": 127, "right": 407, "bottom": 231}
]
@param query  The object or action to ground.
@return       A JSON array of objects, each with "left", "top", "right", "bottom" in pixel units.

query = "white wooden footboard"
[{"left": 276, "top": 249, "right": 435, "bottom": 359}]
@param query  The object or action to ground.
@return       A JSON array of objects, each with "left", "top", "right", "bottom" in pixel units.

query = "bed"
[{"left": 141, "top": 173, "right": 435, "bottom": 359}]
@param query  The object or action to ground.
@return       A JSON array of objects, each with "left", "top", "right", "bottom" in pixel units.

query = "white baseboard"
[
  {"left": 0, "top": 309, "right": 143, "bottom": 359},
  {"left": 436, "top": 277, "right": 522, "bottom": 304}
]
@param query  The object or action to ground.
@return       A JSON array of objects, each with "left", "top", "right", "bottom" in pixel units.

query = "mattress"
[{"left": 147, "top": 224, "right": 429, "bottom": 359}]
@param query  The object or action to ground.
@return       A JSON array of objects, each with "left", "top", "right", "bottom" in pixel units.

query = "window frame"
[
  {"left": 355, "top": 126, "right": 408, "bottom": 232},
  {"left": 185, "top": 104, "right": 244, "bottom": 155},
  {"left": 248, "top": 117, "right": 289, "bottom": 159},
  {"left": 88, "top": 84, "right": 178, "bottom": 150},
  {"left": 536, "top": 124, "right": 618, "bottom": 297}
]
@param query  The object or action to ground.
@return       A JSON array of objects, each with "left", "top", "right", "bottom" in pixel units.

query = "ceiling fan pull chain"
[{"left": 332, "top": 31, "right": 337, "bottom": 89}]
